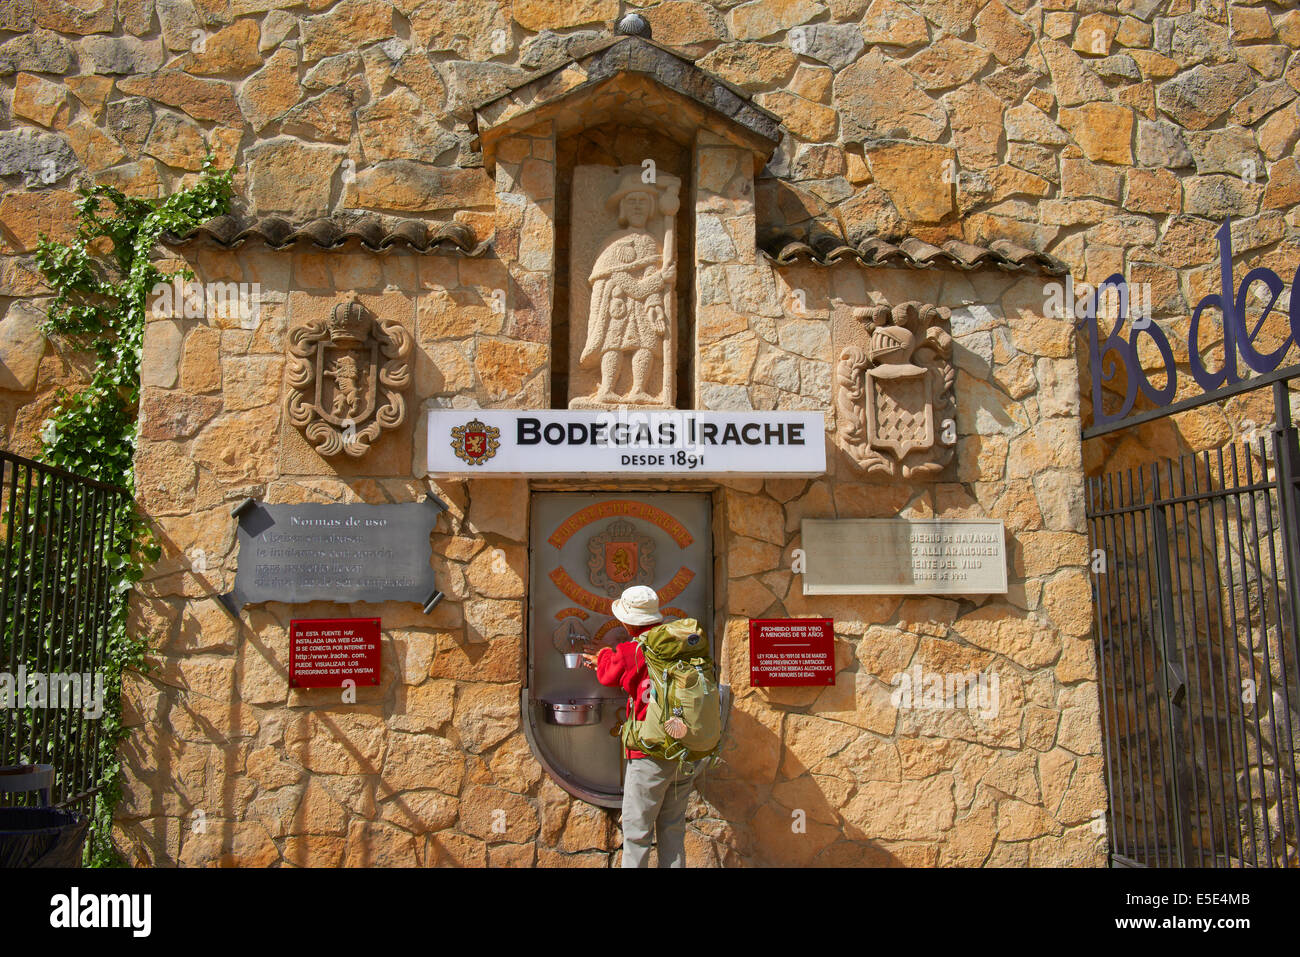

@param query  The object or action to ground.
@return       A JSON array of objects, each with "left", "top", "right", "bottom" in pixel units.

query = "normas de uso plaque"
[
  {"left": 801, "top": 519, "right": 1008, "bottom": 595},
  {"left": 219, "top": 498, "right": 446, "bottom": 615}
]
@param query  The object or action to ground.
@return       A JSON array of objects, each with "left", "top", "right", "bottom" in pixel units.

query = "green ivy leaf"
[{"left": 29, "top": 158, "right": 233, "bottom": 868}]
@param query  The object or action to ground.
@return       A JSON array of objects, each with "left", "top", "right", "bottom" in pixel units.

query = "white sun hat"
[{"left": 611, "top": 585, "right": 663, "bottom": 626}]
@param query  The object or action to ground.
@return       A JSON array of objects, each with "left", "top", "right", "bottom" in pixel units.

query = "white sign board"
[
  {"left": 425, "top": 409, "right": 825, "bottom": 478},
  {"left": 802, "top": 519, "right": 1008, "bottom": 595}
]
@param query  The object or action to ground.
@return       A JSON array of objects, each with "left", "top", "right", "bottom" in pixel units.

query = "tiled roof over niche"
[
  {"left": 163, "top": 215, "right": 486, "bottom": 255},
  {"left": 763, "top": 235, "right": 1067, "bottom": 275}
]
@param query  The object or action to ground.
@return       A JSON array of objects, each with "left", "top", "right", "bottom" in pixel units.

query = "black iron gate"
[
  {"left": 1086, "top": 383, "right": 1300, "bottom": 867},
  {"left": 0, "top": 450, "right": 132, "bottom": 854}
]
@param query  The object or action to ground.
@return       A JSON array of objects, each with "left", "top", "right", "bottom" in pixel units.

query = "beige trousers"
[{"left": 620, "top": 756, "right": 698, "bottom": 868}]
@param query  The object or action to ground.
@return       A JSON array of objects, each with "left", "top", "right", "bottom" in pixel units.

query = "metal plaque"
[
  {"left": 802, "top": 518, "right": 1007, "bottom": 595},
  {"left": 289, "top": 618, "right": 381, "bottom": 688},
  {"left": 220, "top": 499, "right": 445, "bottom": 613}
]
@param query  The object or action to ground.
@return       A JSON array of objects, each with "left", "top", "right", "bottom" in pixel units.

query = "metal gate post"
[
  {"left": 1150, "top": 482, "right": 1193, "bottom": 867},
  {"left": 1270, "top": 382, "right": 1300, "bottom": 670}
]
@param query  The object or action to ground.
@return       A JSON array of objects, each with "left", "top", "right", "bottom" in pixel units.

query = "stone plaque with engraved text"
[
  {"left": 221, "top": 501, "right": 444, "bottom": 611},
  {"left": 802, "top": 519, "right": 1007, "bottom": 595}
]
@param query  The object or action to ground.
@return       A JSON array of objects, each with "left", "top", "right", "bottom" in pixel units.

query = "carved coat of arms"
[
  {"left": 836, "top": 300, "right": 956, "bottom": 479},
  {"left": 450, "top": 418, "right": 501, "bottom": 465},
  {"left": 587, "top": 519, "right": 655, "bottom": 595},
  {"left": 286, "top": 296, "right": 411, "bottom": 457}
]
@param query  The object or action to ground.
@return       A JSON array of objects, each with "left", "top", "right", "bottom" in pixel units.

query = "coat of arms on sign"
[
  {"left": 836, "top": 301, "right": 956, "bottom": 479},
  {"left": 587, "top": 519, "right": 655, "bottom": 595},
  {"left": 450, "top": 418, "right": 501, "bottom": 465},
  {"left": 286, "top": 295, "right": 412, "bottom": 457}
]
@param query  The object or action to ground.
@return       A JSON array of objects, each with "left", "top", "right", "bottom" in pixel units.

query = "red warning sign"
[{"left": 749, "top": 617, "right": 835, "bottom": 687}]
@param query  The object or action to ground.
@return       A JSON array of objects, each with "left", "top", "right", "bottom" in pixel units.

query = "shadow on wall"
[{"left": 694, "top": 703, "right": 907, "bottom": 867}]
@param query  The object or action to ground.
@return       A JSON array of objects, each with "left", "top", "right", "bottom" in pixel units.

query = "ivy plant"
[{"left": 31, "top": 158, "right": 233, "bottom": 866}]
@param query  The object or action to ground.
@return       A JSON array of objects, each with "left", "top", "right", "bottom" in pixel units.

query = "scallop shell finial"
[{"left": 615, "top": 12, "right": 652, "bottom": 38}]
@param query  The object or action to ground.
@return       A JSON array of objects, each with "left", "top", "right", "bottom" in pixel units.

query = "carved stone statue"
[
  {"left": 286, "top": 294, "right": 411, "bottom": 457},
  {"left": 836, "top": 300, "right": 956, "bottom": 479},
  {"left": 569, "top": 165, "right": 681, "bottom": 408}
]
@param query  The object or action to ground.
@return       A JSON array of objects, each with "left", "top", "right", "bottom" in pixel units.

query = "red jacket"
[{"left": 596, "top": 640, "right": 651, "bottom": 759}]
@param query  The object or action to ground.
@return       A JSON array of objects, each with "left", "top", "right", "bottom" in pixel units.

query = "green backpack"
[{"left": 620, "top": 618, "right": 722, "bottom": 766}]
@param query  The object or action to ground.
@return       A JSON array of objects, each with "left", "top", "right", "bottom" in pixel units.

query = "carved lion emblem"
[
  {"left": 286, "top": 295, "right": 411, "bottom": 457},
  {"left": 587, "top": 519, "right": 655, "bottom": 596},
  {"left": 836, "top": 300, "right": 956, "bottom": 479}
]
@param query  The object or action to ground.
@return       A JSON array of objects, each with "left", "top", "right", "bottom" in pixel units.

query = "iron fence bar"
[
  {"left": 1083, "top": 364, "right": 1300, "bottom": 439},
  {"left": 1124, "top": 468, "right": 1160, "bottom": 863},
  {"left": 80, "top": 483, "right": 111, "bottom": 811},
  {"left": 1218, "top": 445, "right": 1261, "bottom": 866},
  {"left": 1165, "top": 456, "right": 1200, "bottom": 866},
  {"left": 1090, "top": 475, "right": 1128, "bottom": 860},
  {"left": 1127, "top": 467, "right": 1167, "bottom": 863},
  {"left": 61, "top": 480, "right": 93, "bottom": 806},
  {"left": 1202, "top": 449, "right": 1248, "bottom": 865},
  {"left": 28, "top": 468, "right": 58, "bottom": 774},
  {"left": 1133, "top": 468, "right": 1185, "bottom": 863},
  {"left": 0, "top": 458, "right": 19, "bottom": 772},
  {"left": 73, "top": 484, "right": 108, "bottom": 817},
  {"left": 64, "top": 483, "right": 90, "bottom": 811},
  {"left": 48, "top": 474, "right": 76, "bottom": 804},
  {"left": 1227, "top": 442, "right": 1267, "bottom": 865},
  {"left": 1107, "top": 471, "right": 1144, "bottom": 860},
  {"left": 1269, "top": 383, "right": 1300, "bottom": 862},
  {"left": 1174, "top": 453, "right": 1218, "bottom": 863},
  {"left": 1105, "top": 471, "right": 1143, "bottom": 861},
  {"left": 0, "top": 450, "right": 129, "bottom": 495},
  {"left": 1159, "top": 460, "right": 1194, "bottom": 864},
  {"left": 42, "top": 471, "right": 62, "bottom": 790},
  {"left": 7, "top": 462, "right": 35, "bottom": 775},
  {"left": 1151, "top": 465, "right": 1192, "bottom": 866},
  {"left": 1088, "top": 478, "right": 1279, "bottom": 517},
  {"left": 1186, "top": 452, "right": 1233, "bottom": 862},
  {"left": 14, "top": 467, "right": 49, "bottom": 771},
  {"left": 1237, "top": 444, "right": 1276, "bottom": 864},
  {"left": 1252, "top": 437, "right": 1290, "bottom": 864},
  {"left": 50, "top": 472, "right": 77, "bottom": 795},
  {"left": 83, "top": 485, "right": 107, "bottom": 816},
  {"left": 1251, "top": 432, "right": 1299, "bottom": 865},
  {"left": 88, "top": 484, "right": 119, "bottom": 817}
]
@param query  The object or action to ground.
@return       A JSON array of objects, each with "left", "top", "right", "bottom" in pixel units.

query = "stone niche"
[
  {"left": 564, "top": 145, "right": 685, "bottom": 409},
  {"left": 473, "top": 38, "right": 782, "bottom": 411}
]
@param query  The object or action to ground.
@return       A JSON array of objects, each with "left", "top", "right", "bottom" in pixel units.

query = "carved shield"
[
  {"left": 314, "top": 341, "right": 379, "bottom": 428},
  {"left": 285, "top": 298, "right": 411, "bottom": 458},
  {"left": 588, "top": 520, "right": 654, "bottom": 596},
  {"left": 865, "top": 363, "right": 935, "bottom": 459}
]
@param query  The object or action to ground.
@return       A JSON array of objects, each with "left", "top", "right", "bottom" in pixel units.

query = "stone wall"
[
  {"left": 3, "top": 0, "right": 1296, "bottom": 867},
  {"left": 122, "top": 225, "right": 1102, "bottom": 865}
]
